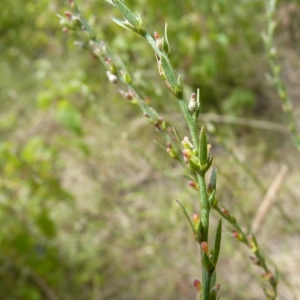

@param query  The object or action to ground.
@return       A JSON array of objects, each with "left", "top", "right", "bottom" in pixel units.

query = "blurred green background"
[{"left": 1, "top": 0, "right": 300, "bottom": 299}]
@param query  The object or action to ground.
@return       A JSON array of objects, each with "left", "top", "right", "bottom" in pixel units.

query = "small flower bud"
[
  {"left": 119, "top": 70, "right": 132, "bottom": 84},
  {"left": 210, "top": 284, "right": 220, "bottom": 300},
  {"left": 262, "top": 271, "right": 274, "bottom": 281},
  {"left": 166, "top": 143, "right": 178, "bottom": 159},
  {"left": 154, "top": 117, "right": 163, "bottom": 130},
  {"left": 154, "top": 31, "right": 162, "bottom": 48},
  {"left": 104, "top": 58, "right": 117, "bottom": 74},
  {"left": 201, "top": 241, "right": 209, "bottom": 254},
  {"left": 262, "top": 271, "right": 277, "bottom": 287},
  {"left": 183, "top": 149, "right": 193, "bottom": 158},
  {"left": 249, "top": 256, "right": 261, "bottom": 266},
  {"left": 126, "top": 90, "right": 135, "bottom": 100},
  {"left": 188, "top": 93, "right": 198, "bottom": 113},
  {"left": 71, "top": 15, "right": 81, "bottom": 25},
  {"left": 106, "top": 71, "right": 118, "bottom": 84},
  {"left": 192, "top": 213, "right": 200, "bottom": 226},
  {"left": 65, "top": 11, "right": 72, "bottom": 19},
  {"left": 232, "top": 230, "right": 244, "bottom": 241},
  {"left": 193, "top": 279, "right": 202, "bottom": 298},
  {"left": 154, "top": 31, "right": 160, "bottom": 40},
  {"left": 221, "top": 207, "right": 230, "bottom": 217},
  {"left": 92, "top": 46, "right": 101, "bottom": 56},
  {"left": 189, "top": 181, "right": 199, "bottom": 191},
  {"left": 249, "top": 234, "right": 258, "bottom": 252},
  {"left": 181, "top": 136, "right": 193, "bottom": 150}
]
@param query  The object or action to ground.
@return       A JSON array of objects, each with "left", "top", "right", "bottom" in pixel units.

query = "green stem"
[
  {"left": 202, "top": 267, "right": 211, "bottom": 300},
  {"left": 197, "top": 172, "right": 211, "bottom": 300},
  {"left": 178, "top": 99, "right": 199, "bottom": 153},
  {"left": 197, "top": 173, "right": 210, "bottom": 241}
]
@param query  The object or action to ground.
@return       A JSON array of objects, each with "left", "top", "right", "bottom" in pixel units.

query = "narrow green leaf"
[
  {"left": 199, "top": 127, "right": 208, "bottom": 166},
  {"left": 172, "top": 127, "right": 181, "bottom": 146},
  {"left": 210, "top": 271, "right": 217, "bottom": 290},
  {"left": 104, "top": 0, "right": 116, "bottom": 6},
  {"left": 210, "top": 167, "right": 217, "bottom": 190},
  {"left": 160, "top": 55, "right": 177, "bottom": 88},
  {"left": 176, "top": 200, "right": 197, "bottom": 236},
  {"left": 113, "top": 0, "right": 139, "bottom": 27},
  {"left": 213, "top": 219, "right": 222, "bottom": 265},
  {"left": 196, "top": 220, "right": 205, "bottom": 243},
  {"left": 200, "top": 156, "right": 213, "bottom": 173},
  {"left": 163, "top": 23, "right": 170, "bottom": 55},
  {"left": 202, "top": 252, "right": 215, "bottom": 273},
  {"left": 209, "top": 284, "right": 220, "bottom": 300},
  {"left": 111, "top": 17, "right": 131, "bottom": 31},
  {"left": 195, "top": 88, "right": 201, "bottom": 119},
  {"left": 208, "top": 189, "right": 216, "bottom": 207}
]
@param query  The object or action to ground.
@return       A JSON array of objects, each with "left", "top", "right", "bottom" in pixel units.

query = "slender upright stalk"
[
  {"left": 264, "top": 0, "right": 300, "bottom": 151},
  {"left": 58, "top": 1, "right": 278, "bottom": 298}
]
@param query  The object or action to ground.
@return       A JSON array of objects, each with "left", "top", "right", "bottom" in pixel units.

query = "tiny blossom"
[
  {"left": 193, "top": 279, "right": 202, "bottom": 291},
  {"left": 106, "top": 71, "right": 118, "bottom": 84}
]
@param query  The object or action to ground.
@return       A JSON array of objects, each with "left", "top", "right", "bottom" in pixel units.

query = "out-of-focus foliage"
[{"left": 0, "top": 0, "right": 300, "bottom": 299}]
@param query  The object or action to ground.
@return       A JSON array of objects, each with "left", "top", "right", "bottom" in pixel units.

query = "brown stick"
[{"left": 252, "top": 165, "right": 289, "bottom": 233}]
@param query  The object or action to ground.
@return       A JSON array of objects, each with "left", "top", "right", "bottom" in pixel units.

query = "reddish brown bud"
[
  {"left": 249, "top": 256, "right": 261, "bottom": 266},
  {"left": 221, "top": 207, "right": 230, "bottom": 216},
  {"left": 262, "top": 271, "right": 274, "bottom": 281},
  {"left": 193, "top": 279, "right": 202, "bottom": 293},
  {"left": 126, "top": 90, "right": 135, "bottom": 100},
  {"left": 188, "top": 181, "right": 199, "bottom": 191},
  {"left": 201, "top": 241, "right": 209, "bottom": 254},
  {"left": 65, "top": 11, "right": 72, "bottom": 19},
  {"left": 232, "top": 230, "right": 240, "bottom": 239}
]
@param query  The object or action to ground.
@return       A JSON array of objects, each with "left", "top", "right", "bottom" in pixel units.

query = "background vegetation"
[{"left": 0, "top": 0, "right": 299, "bottom": 299}]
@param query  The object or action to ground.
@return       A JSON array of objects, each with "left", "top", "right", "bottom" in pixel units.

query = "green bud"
[
  {"left": 188, "top": 93, "right": 197, "bottom": 114},
  {"left": 209, "top": 284, "right": 220, "bottom": 300},
  {"left": 201, "top": 252, "right": 215, "bottom": 273}
]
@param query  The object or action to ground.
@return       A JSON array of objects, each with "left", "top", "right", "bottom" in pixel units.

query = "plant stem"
[
  {"left": 178, "top": 99, "right": 199, "bottom": 153},
  {"left": 197, "top": 173, "right": 210, "bottom": 241},
  {"left": 202, "top": 267, "right": 211, "bottom": 300}
]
